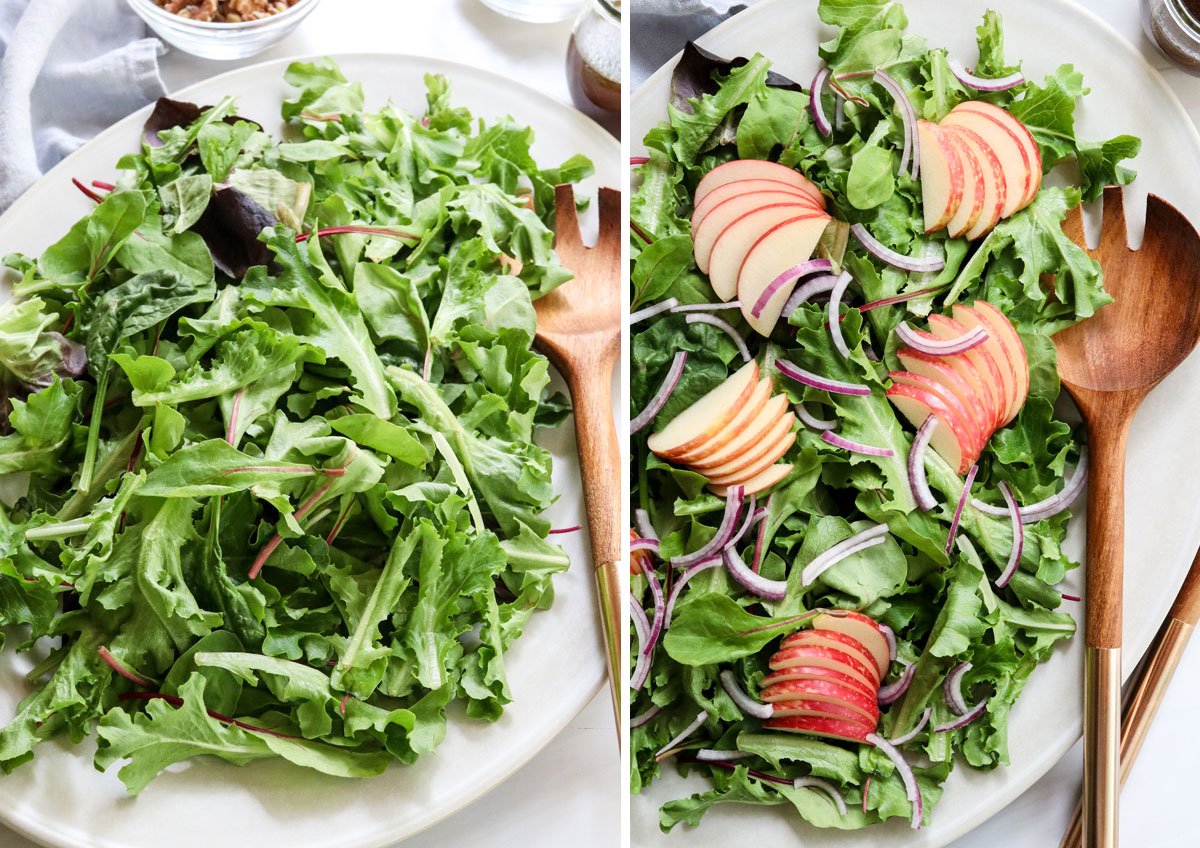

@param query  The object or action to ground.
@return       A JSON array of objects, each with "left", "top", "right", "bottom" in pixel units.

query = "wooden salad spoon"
[
  {"left": 533, "top": 184, "right": 622, "bottom": 735},
  {"left": 1053, "top": 185, "right": 1200, "bottom": 847}
]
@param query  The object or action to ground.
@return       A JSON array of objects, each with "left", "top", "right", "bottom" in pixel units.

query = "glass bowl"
[{"left": 126, "top": 0, "right": 322, "bottom": 61}]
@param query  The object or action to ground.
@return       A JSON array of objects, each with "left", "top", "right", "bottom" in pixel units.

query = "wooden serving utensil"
[
  {"left": 1053, "top": 186, "right": 1200, "bottom": 847},
  {"left": 1060, "top": 543, "right": 1200, "bottom": 848},
  {"left": 534, "top": 184, "right": 622, "bottom": 735}
]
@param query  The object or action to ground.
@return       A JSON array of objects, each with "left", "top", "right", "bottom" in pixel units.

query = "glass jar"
[
  {"left": 567, "top": 0, "right": 621, "bottom": 135},
  {"left": 1141, "top": 0, "right": 1200, "bottom": 75}
]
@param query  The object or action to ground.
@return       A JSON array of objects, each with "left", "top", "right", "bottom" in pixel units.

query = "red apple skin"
[
  {"left": 969, "top": 300, "right": 1029, "bottom": 423},
  {"left": 949, "top": 123, "right": 1008, "bottom": 240},
  {"left": 812, "top": 611, "right": 891, "bottom": 677},
  {"left": 686, "top": 394, "right": 789, "bottom": 470},
  {"left": 951, "top": 304, "right": 1024, "bottom": 427},
  {"left": 671, "top": 377, "right": 774, "bottom": 465},
  {"left": 708, "top": 462, "right": 792, "bottom": 497},
  {"left": 890, "top": 372, "right": 985, "bottom": 461},
  {"left": 764, "top": 714, "right": 875, "bottom": 743},
  {"left": 759, "top": 665, "right": 877, "bottom": 700},
  {"left": 886, "top": 380, "right": 973, "bottom": 473},
  {"left": 692, "top": 194, "right": 819, "bottom": 273},
  {"left": 943, "top": 128, "right": 985, "bottom": 237},
  {"left": 897, "top": 348, "right": 994, "bottom": 439},
  {"left": 695, "top": 160, "right": 826, "bottom": 209},
  {"left": 928, "top": 313, "right": 1010, "bottom": 428},
  {"left": 648, "top": 361, "right": 761, "bottom": 460},
  {"left": 708, "top": 204, "right": 825, "bottom": 300},
  {"left": 692, "top": 412, "right": 795, "bottom": 477},
  {"left": 918, "top": 121, "right": 965, "bottom": 233},
  {"left": 781, "top": 629, "right": 879, "bottom": 675},
  {"left": 770, "top": 699, "right": 878, "bottom": 725},
  {"left": 768, "top": 644, "right": 882, "bottom": 689},
  {"left": 703, "top": 426, "right": 796, "bottom": 487},
  {"left": 950, "top": 101, "right": 1042, "bottom": 209},
  {"left": 692, "top": 180, "right": 823, "bottom": 231},
  {"left": 759, "top": 678, "right": 880, "bottom": 722}
]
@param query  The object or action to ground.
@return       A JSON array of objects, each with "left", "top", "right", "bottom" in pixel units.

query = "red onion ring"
[
  {"left": 972, "top": 450, "right": 1089, "bottom": 524},
  {"left": 635, "top": 508, "right": 657, "bottom": 541},
  {"left": 686, "top": 313, "right": 751, "bottom": 362},
  {"left": 834, "top": 98, "right": 845, "bottom": 130},
  {"left": 630, "top": 537, "right": 660, "bottom": 554},
  {"left": 796, "top": 402, "right": 838, "bottom": 431},
  {"left": 631, "top": 351, "right": 687, "bottom": 435},
  {"left": 725, "top": 497, "right": 761, "bottom": 550},
  {"left": 872, "top": 70, "right": 918, "bottom": 177},
  {"left": 630, "top": 156, "right": 650, "bottom": 165},
  {"left": 695, "top": 749, "right": 753, "bottom": 762},
  {"left": 811, "top": 66, "right": 833, "bottom": 136},
  {"left": 631, "top": 705, "right": 661, "bottom": 728},
  {"left": 719, "top": 669, "right": 773, "bottom": 719},
  {"left": 794, "top": 776, "right": 848, "bottom": 815},
  {"left": 821, "top": 431, "right": 895, "bottom": 457},
  {"left": 907, "top": 415, "right": 939, "bottom": 512},
  {"left": 630, "top": 596, "right": 651, "bottom": 691},
  {"left": 802, "top": 524, "right": 889, "bottom": 586},
  {"left": 862, "top": 776, "right": 872, "bottom": 814},
  {"left": 673, "top": 486, "right": 745, "bottom": 567},
  {"left": 753, "top": 260, "right": 835, "bottom": 318},
  {"left": 867, "top": 733, "right": 923, "bottom": 830},
  {"left": 631, "top": 298, "right": 679, "bottom": 325},
  {"left": 887, "top": 706, "right": 932, "bottom": 746},
  {"left": 934, "top": 698, "right": 989, "bottom": 732},
  {"left": 944, "top": 661, "right": 972, "bottom": 715},
  {"left": 782, "top": 274, "right": 840, "bottom": 319},
  {"left": 995, "top": 481, "right": 1024, "bottom": 588},
  {"left": 895, "top": 322, "right": 988, "bottom": 356},
  {"left": 640, "top": 559, "right": 666, "bottom": 660},
  {"left": 775, "top": 359, "right": 871, "bottom": 396},
  {"left": 948, "top": 59, "right": 1025, "bottom": 91},
  {"left": 752, "top": 496, "right": 772, "bottom": 574},
  {"left": 1061, "top": 592, "right": 1082, "bottom": 602},
  {"left": 654, "top": 709, "right": 709, "bottom": 761},
  {"left": 877, "top": 662, "right": 917, "bottom": 705},
  {"left": 671, "top": 300, "right": 742, "bottom": 313},
  {"left": 850, "top": 224, "right": 945, "bottom": 273},
  {"left": 946, "top": 464, "right": 979, "bottom": 555},
  {"left": 828, "top": 271, "right": 856, "bottom": 359},
  {"left": 725, "top": 546, "right": 787, "bottom": 601},
  {"left": 878, "top": 623, "right": 898, "bottom": 664},
  {"left": 664, "top": 556, "right": 722, "bottom": 627}
]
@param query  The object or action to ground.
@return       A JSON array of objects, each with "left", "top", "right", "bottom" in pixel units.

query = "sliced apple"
[
  {"left": 671, "top": 376, "right": 773, "bottom": 465},
  {"left": 703, "top": 427, "right": 796, "bottom": 487},
  {"left": 764, "top": 714, "right": 875, "bottom": 743},
  {"left": 693, "top": 195, "right": 817, "bottom": 275},
  {"left": 647, "top": 361, "right": 759, "bottom": 459},
  {"left": 928, "top": 313, "right": 1009, "bottom": 428},
  {"left": 690, "top": 411, "right": 795, "bottom": 477},
  {"left": 886, "top": 379, "right": 972, "bottom": 474},
  {"left": 708, "top": 462, "right": 792, "bottom": 496},
  {"left": 695, "top": 160, "right": 826, "bottom": 210},
  {"left": 692, "top": 179, "right": 823, "bottom": 232},
  {"left": 813, "top": 611, "right": 891, "bottom": 677},
  {"left": 944, "top": 128, "right": 985, "bottom": 238},
  {"left": 709, "top": 205, "right": 824, "bottom": 301},
  {"left": 897, "top": 348, "right": 994, "bottom": 438},
  {"left": 890, "top": 372, "right": 984, "bottom": 460},
  {"left": 947, "top": 124, "right": 1008, "bottom": 239},
  {"left": 768, "top": 645, "right": 881, "bottom": 691},
  {"left": 970, "top": 300, "right": 1029, "bottom": 423},
  {"left": 685, "top": 392, "right": 789, "bottom": 469},
  {"left": 950, "top": 304, "right": 1023, "bottom": 426},
  {"left": 770, "top": 699, "right": 879, "bottom": 725},
  {"left": 917, "top": 121, "right": 965, "bottom": 233},
  {"left": 736, "top": 213, "right": 831, "bottom": 336},
  {"left": 947, "top": 101, "right": 1041, "bottom": 212},
  {"left": 780, "top": 630, "right": 880, "bottom": 676},
  {"left": 760, "top": 666, "right": 877, "bottom": 701},
  {"left": 760, "top": 677, "right": 880, "bottom": 723}
]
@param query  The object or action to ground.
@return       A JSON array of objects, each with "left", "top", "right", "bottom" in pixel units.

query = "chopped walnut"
[{"left": 153, "top": 0, "right": 300, "bottom": 23}]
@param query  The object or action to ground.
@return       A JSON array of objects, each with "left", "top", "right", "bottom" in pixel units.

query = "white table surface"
[
  {"left": 0, "top": 2, "right": 619, "bottom": 848},
  {"left": 630, "top": 1, "right": 1200, "bottom": 847}
]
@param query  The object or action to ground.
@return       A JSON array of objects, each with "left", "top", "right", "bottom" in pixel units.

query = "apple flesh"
[
  {"left": 759, "top": 677, "right": 880, "bottom": 723},
  {"left": 969, "top": 300, "right": 1029, "bottom": 423},
  {"left": 703, "top": 426, "right": 796, "bottom": 487},
  {"left": 897, "top": 348, "right": 994, "bottom": 437},
  {"left": 708, "top": 205, "right": 823, "bottom": 301},
  {"left": 693, "top": 197, "right": 816, "bottom": 276},
  {"left": 812, "top": 611, "right": 891, "bottom": 677},
  {"left": 917, "top": 121, "right": 964, "bottom": 233},
  {"left": 950, "top": 304, "right": 1022, "bottom": 426},
  {"left": 760, "top": 665, "right": 877, "bottom": 701},
  {"left": 781, "top": 629, "right": 880, "bottom": 676},
  {"left": 692, "top": 180, "right": 823, "bottom": 233},
  {"left": 947, "top": 101, "right": 1042, "bottom": 211},
  {"left": 948, "top": 124, "right": 1008, "bottom": 240},
  {"left": 770, "top": 699, "right": 878, "bottom": 725},
  {"left": 768, "top": 644, "right": 881, "bottom": 691},
  {"left": 647, "top": 361, "right": 760, "bottom": 459},
  {"left": 709, "top": 461, "right": 792, "bottom": 496},
  {"left": 686, "top": 393, "right": 788, "bottom": 469},
  {"left": 890, "top": 372, "right": 984, "bottom": 461},
  {"left": 692, "top": 412, "right": 796, "bottom": 478},
  {"left": 695, "top": 159, "right": 826, "bottom": 210},
  {"left": 944, "top": 128, "right": 985, "bottom": 238},
  {"left": 927, "top": 313, "right": 1009, "bottom": 429},
  {"left": 736, "top": 213, "right": 831, "bottom": 336},
  {"left": 886, "top": 380, "right": 972, "bottom": 473},
  {"left": 671, "top": 376, "right": 774, "bottom": 465},
  {"left": 764, "top": 714, "right": 875, "bottom": 743}
]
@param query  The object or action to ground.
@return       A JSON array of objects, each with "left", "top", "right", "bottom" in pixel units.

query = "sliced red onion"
[
  {"left": 821, "top": 431, "right": 895, "bottom": 457},
  {"left": 686, "top": 313, "right": 751, "bottom": 362},
  {"left": 944, "top": 661, "right": 972, "bottom": 716},
  {"left": 867, "top": 733, "right": 923, "bottom": 830},
  {"left": 934, "top": 698, "right": 989, "bottom": 732},
  {"left": 695, "top": 749, "right": 753, "bottom": 762},
  {"left": 1061, "top": 592, "right": 1082, "bottom": 602},
  {"left": 630, "top": 597, "right": 652, "bottom": 691},
  {"left": 640, "top": 559, "right": 666, "bottom": 660},
  {"left": 908, "top": 416, "right": 938, "bottom": 512},
  {"left": 664, "top": 556, "right": 722, "bottom": 627},
  {"left": 873, "top": 70, "right": 918, "bottom": 177},
  {"left": 879, "top": 623, "right": 897, "bottom": 664},
  {"left": 631, "top": 298, "right": 680, "bottom": 325},
  {"left": 631, "top": 351, "right": 687, "bottom": 435},
  {"left": 877, "top": 662, "right": 917, "bottom": 705},
  {"left": 775, "top": 359, "right": 871, "bottom": 396},
  {"left": 945, "top": 464, "right": 979, "bottom": 555},
  {"left": 782, "top": 274, "right": 840, "bottom": 319},
  {"left": 972, "top": 450, "right": 1089, "bottom": 524},
  {"left": 862, "top": 776, "right": 872, "bottom": 814},
  {"left": 719, "top": 669, "right": 773, "bottom": 719},
  {"left": 811, "top": 66, "right": 832, "bottom": 137},
  {"left": 802, "top": 524, "right": 889, "bottom": 586},
  {"left": 631, "top": 705, "right": 661, "bottom": 728},
  {"left": 796, "top": 402, "right": 838, "bottom": 431},
  {"left": 828, "top": 271, "right": 855, "bottom": 359},
  {"left": 995, "top": 481, "right": 1024, "bottom": 588},
  {"left": 753, "top": 260, "right": 835, "bottom": 318},
  {"left": 724, "top": 546, "right": 787, "bottom": 601},
  {"left": 630, "top": 156, "right": 650, "bottom": 165},
  {"left": 851, "top": 224, "right": 945, "bottom": 273},
  {"left": 794, "top": 776, "right": 848, "bottom": 816},
  {"left": 752, "top": 499, "right": 770, "bottom": 574},
  {"left": 630, "top": 537, "right": 660, "bottom": 555},
  {"left": 895, "top": 322, "right": 988, "bottom": 356},
  {"left": 858, "top": 285, "right": 945, "bottom": 315},
  {"left": 835, "top": 98, "right": 845, "bottom": 130},
  {"left": 724, "top": 496, "right": 760, "bottom": 550},
  {"left": 655, "top": 710, "right": 709, "bottom": 761},
  {"left": 672, "top": 486, "right": 744, "bottom": 567},
  {"left": 635, "top": 508, "right": 657, "bottom": 541},
  {"left": 888, "top": 706, "right": 932, "bottom": 747},
  {"left": 671, "top": 300, "right": 742, "bottom": 313},
  {"left": 948, "top": 59, "right": 1025, "bottom": 91}
]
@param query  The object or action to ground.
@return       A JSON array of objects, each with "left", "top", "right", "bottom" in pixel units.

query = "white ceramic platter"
[
  {"left": 0, "top": 53, "right": 617, "bottom": 848},
  {"left": 631, "top": 1, "right": 1200, "bottom": 845}
]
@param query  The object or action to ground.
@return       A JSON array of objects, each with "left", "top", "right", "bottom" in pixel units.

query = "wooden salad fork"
[
  {"left": 533, "top": 184, "right": 622, "bottom": 735},
  {"left": 1053, "top": 186, "right": 1200, "bottom": 847}
]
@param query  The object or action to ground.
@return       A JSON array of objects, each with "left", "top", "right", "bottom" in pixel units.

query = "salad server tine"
[
  {"left": 1053, "top": 186, "right": 1200, "bottom": 848},
  {"left": 1060, "top": 543, "right": 1200, "bottom": 848},
  {"left": 533, "top": 184, "right": 623, "bottom": 737}
]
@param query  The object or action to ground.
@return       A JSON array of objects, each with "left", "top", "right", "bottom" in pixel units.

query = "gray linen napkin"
[{"left": 0, "top": 0, "right": 166, "bottom": 211}]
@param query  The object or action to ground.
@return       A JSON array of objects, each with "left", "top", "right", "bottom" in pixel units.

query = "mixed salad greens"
[
  {"left": 0, "top": 59, "right": 593, "bottom": 792},
  {"left": 630, "top": 0, "right": 1139, "bottom": 832}
]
